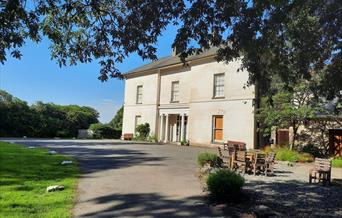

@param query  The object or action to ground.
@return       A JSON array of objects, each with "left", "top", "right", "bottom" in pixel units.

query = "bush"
[
  {"left": 332, "top": 157, "right": 342, "bottom": 168},
  {"left": 89, "top": 123, "right": 121, "bottom": 139},
  {"left": 301, "top": 144, "right": 321, "bottom": 157},
  {"left": 262, "top": 145, "right": 274, "bottom": 154},
  {"left": 275, "top": 148, "right": 300, "bottom": 162},
  {"left": 197, "top": 152, "right": 222, "bottom": 167},
  {"left": 207, "top": 169, "right": 245, "bottom": 202},
  {"left": 297, "top": 152, "right": 314, "bottom": 163},
  {"left": 135, "top": 123, "right": 150, "bottom": 139},
  {"left": 275, "top": 148, "right": 314, "bottom": 163}
]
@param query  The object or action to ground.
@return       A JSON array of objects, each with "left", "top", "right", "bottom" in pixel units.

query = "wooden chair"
[
  {"left": 265, "top": 152, "right": 276, "bottom": 176},
  {"left": 218, "top": 147, "right": 231, "bottom": 168},
  {"left": 224, "top": 140, "right": 247, "bottom": 151},
  {"left": 309, "top": 158, "right": 331, "bottom": 185},
  {"left": 233, "top": 151, "right": 250, "bottom": 173},
  {"left": 252, "top": 153, "right": 267, "bottom": 175}
]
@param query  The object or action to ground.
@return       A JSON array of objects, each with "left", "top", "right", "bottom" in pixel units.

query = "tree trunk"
[{"left": 290, "top": 123, "right": 298, "bottom": 150}]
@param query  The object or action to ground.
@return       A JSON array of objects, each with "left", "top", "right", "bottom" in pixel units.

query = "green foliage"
[
  {"left": 301, "top": 144, "right": 322, "bottom": 158},
  {"left": 0, "top": 90, "right": 99, "bottom": 138},
  {"left": 275, "top": 148, "right": 314, "bottom": 163},
  {"left": 256, "top": 82, "right": 319, "bottom": 148},
  {"left": 197, "top": 152, "right": 222, "bottom": 167},
  {"left": 135, "top": 123, "right": 150, "bottom": 140},
  {"left": 206, "top": 169, "right": 245, "bottom": 202},
  {"left": 332, "top": 158, "right": 342, "bottom": 168},
  {"left": 1, "top": 1, "right": 340, "bottom": 100},
  {"left": 275, "top": 148, "right": 300, "bottom": 162},
  {"left": 89, "top": 123, "right": 121, "bottom": 139},
  {"left": 0, "top": 142, "right": 78, "bottom": 217},
  {"left": 147, "top": 134, "right": 157, "bottom": 143},
  {"left": 109, "top": 106, "right": 123, "bottom": 131}
]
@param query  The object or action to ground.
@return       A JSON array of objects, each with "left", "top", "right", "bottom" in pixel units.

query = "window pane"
[
  {"left": 171, "top": 81, "right": 179, "bottom": 101},
  {"left": 214, "top": 74, "right": 224, "bottom": 97},
  {"left": 136, "top": 86, "right": 143, "bottom": 103}
]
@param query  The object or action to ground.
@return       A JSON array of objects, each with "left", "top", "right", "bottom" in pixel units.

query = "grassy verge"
[
  {"left": 332, "top": 158, "right": 342, "bottom": 168},
  {"left": 0, "top": 142, "right": 78, "bottom": 218}
]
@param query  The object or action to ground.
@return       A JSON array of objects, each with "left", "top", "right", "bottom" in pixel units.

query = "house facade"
[{"left": 122, "top": 48, "right": 257, "bottom": 149}]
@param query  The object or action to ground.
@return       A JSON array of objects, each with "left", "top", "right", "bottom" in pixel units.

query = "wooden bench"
[
  {"left": 309, "top": 158, "right": 331, "bottom": 185},
  {"left": 122, "top": 133, "right": 133, "bottom": 140}
]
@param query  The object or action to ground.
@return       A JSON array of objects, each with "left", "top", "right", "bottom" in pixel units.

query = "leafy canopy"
[{"left": 1, "top": 0, "right": 341, "bottom": 99}]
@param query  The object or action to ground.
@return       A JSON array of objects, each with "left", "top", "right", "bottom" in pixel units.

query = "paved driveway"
[{"left": 3, "top": 139, "right": 222, "bottom": 217}]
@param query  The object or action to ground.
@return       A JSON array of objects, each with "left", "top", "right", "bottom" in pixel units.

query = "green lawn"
[
  {"left": 0, "top": 142, "right": 78, "bottom": 218},
  {"left": 332, "top": 157, "right": 342, "bottom": 168}
]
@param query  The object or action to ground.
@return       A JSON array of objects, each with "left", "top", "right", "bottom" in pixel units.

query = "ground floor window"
[
  {"left": 213, "top": 115, "right": 223, "bottom": 142},
  {"left": 135, "top": 115, "right": 141, "bottom": 132}
]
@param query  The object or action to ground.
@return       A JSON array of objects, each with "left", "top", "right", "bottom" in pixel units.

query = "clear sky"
[{"left": 0, "top": 25, "right": 178, "bottom": 123}]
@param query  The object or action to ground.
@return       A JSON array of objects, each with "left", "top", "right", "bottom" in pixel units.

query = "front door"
[{"left": 213, "top": 115, "right": 223, "bottom": 142}]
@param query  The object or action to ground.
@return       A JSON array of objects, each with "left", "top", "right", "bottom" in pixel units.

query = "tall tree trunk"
[{"left": 290, "top": 122, "right": 298, "bottom": 150}]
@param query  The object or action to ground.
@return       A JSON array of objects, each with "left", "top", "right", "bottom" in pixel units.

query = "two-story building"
[{"left": 122, "top": 47, "right": 257, "bottom": 149}]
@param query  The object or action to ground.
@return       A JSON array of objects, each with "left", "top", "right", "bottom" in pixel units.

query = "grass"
[
  {"left": 275, "top": 147, "right": 314, "bottom": 163},
  {"left": 0, "top": 142, "right": 78, "bottom": 218},
  {"left": 332, "top": 157, "right": 342, "bottom": 168}
]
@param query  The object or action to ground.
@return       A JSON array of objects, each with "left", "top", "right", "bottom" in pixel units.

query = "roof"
[{"left": 125, "top": 47, "right": 219, "bottom": 75}]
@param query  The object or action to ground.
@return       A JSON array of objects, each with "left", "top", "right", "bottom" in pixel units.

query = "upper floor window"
[
  {"left": 136, "top": 85, "right": 143, "bottom": 104},
  {"left": 171, "top": 81, "right": 179, "bottom": 102},
  {"left": 213, "top": 73, "right": 225, "bottom": 98}
]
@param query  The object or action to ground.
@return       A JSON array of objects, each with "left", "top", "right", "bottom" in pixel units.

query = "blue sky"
[{"left": 0, "top": 25, "right": 178, "bottom": 123}]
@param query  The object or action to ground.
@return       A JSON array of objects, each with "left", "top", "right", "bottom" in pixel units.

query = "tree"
[
  {"left": 1, "top": 1, "right": 341, "bottom": 99},
  {"left": 108, "top": 106, "right": 123, "bottom": 131},
  {"left": 256, "top": 83, "right": 318, "bottom": 149},
  {"left": 0, "top": 90, "right": 99, "bottom": 137}
]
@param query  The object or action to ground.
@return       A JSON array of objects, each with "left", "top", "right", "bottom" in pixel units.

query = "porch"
[{"left": 158, "top": 108, "right": 189, "bottom": 143}]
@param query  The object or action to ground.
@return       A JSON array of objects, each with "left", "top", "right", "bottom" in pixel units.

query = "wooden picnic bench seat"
[{"left": 309, "top": 158, "right": 331, "bottom": 185}]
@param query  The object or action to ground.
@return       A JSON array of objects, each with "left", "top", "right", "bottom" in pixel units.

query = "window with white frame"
[
  {"left": 171, "top": 81, "right": 179, "bottom": 102},
  {"left": 213, "top": 73, "right": 225, "bottom": 98},
  {"left": 136, "top": 85, "right": 143, "bottom": 104}
]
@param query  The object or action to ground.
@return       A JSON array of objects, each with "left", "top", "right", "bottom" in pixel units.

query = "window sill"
[{"left": 212, "top": 96, "right": 225, "bottom": 100}]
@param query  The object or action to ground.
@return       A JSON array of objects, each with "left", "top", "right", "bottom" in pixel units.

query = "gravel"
[{"left": 243, "top": 161, "right": 342, "bottom": 218}]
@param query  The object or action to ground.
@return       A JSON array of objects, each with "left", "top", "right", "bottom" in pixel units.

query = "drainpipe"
[{"left": 155, "top": 69, "right": 161, "bottom": 142}]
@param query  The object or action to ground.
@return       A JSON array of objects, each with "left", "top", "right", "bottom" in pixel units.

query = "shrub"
[
  {"left": 275, "top": 148, "right": 300, "bottom": 162},
  {"left": 297, "top": 152, "right": 314, "bottom": 163},
  {"left": 263, "top": 145, "right": 274, "bottom": 154},
  {"left": 275, "top": 148, "right": 314, "bottom": 163},
  {"left": 135, "top": 123, "right": 150, "bottom": 139},
  {"left": 197, "top": 152, "right": 222, "bottom": 167},
  {"left": 207, "top": 169, "right": 245, "bottom": 202},
  {"left": 89, "top": 123, "right": 121, "bottom": 139},
  {"left": 332, "top": 157, "right": 342, "bottom": 168},
  {"left": 147, "top": 134, "right": 157, "bottom": 142},
  {"left": 301, "top": 144, "right": 321, "bottom": 157}
]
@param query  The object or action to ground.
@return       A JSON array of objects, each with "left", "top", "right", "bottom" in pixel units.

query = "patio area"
[{"left": 243, "top": 162, "right": 342, "bottom": 217}]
